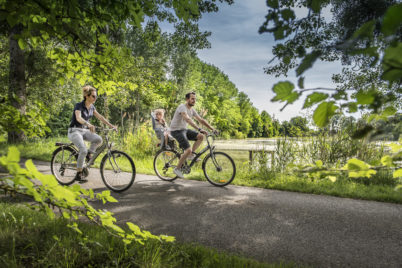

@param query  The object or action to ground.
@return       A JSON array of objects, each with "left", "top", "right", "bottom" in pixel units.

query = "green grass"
[
  {"left": 0, "top": 201, "right": 293, "bottom": 268},
  {"left": 1, "top": 138, "right": 401, "bottom": 204}
]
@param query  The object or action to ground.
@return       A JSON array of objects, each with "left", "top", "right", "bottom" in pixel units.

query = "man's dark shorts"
[{"left": 170, "top": 129, "right": 199, "bottom": 150}]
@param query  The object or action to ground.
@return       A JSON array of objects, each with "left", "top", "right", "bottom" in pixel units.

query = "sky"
[{"left": 195, "top": 0, "right": 343, "bottom": 122}]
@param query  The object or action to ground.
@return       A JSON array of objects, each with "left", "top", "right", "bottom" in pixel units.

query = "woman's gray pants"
[{"left": 68, "top": 128, "right": 102, "bottom": 169}]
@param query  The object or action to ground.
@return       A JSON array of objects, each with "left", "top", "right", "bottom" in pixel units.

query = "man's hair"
[{"left": 185, "top": 91, "right": 196, "bottom": 99}]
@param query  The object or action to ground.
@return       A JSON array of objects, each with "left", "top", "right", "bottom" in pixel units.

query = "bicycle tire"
[
  {"left": 100, "top": 150, "right": 136, "bottom": 192},
  {"left": 51, "top": 146, "right": 77, "bottom": 185},
  {"left": 202, "top": 151, "right": 236, "bottom": 187},
  {"left": 153, "top": 149, "right": 180, "bottom": 181}
]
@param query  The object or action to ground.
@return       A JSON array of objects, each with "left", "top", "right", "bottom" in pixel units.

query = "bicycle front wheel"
[
  {"left": 203, "top": 152, "right": 236, "bottom": 187},
  {"left": 51, "top": 147, "right": 77, "bottom": 185},
  {"left": 100, "top": 150, "right": 136, "bottom": 192},
  {"left": 153, "top": 149, "right": 180, "bottom": 181}
]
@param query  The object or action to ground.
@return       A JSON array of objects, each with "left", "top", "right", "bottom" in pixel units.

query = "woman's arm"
[{"left": 94, "top": 110, "right": 116, "bottom": 129}]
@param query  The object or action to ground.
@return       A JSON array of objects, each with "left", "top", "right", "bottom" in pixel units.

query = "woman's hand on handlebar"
[{"left": 88, "top": 123, "right": 96, "bottom": 133}]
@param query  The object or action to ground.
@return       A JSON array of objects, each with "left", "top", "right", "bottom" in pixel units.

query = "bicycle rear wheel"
[
  {"left": 51, "top": 147, "right": 77, "bottom": 185},
  {"left": 100, "top": 150, "right": 136, "bottom": 192},
  {"left": 203, "top": 151, "right": 236, "bottom": 187},
  {"left": 153, "top": 149, "right": 180, "bottom": 181}
]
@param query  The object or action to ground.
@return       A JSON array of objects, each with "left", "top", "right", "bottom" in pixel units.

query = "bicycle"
[
  {"left": 50, "top": 128, "right": 136, "bottom": 192},
  {"left": 153, "top": 132, "right": 236, "bottom": 187}
]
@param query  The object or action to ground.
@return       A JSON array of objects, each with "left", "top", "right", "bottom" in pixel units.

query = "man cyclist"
[{"left": 169, "top": 91, "right": 216, "bottom": 178}]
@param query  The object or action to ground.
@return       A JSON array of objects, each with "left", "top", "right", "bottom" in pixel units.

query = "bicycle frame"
[
  {"left": 55, "top": 128, "right": 115, "bottom": 168},
  {"left": 184, "top": 133, "right": 218, "bottom": 169}
]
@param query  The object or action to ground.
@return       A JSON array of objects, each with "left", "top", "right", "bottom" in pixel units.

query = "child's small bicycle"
[
  {"left": 50, "top": 128, "right": 136, "bottom": 192},
  {"left": 153, "top": 132, "right": 236, "bottom": 187}
]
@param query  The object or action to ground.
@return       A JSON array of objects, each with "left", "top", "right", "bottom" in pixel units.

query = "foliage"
[
  {"left": 0, "top": 204, "right": 290, "bottom": 267},
  {"left": 261, "top": 0, "right": 402, "bottom": 128},
  {"left": 0, "top": 146, "right": 174, "bottom": 246}
]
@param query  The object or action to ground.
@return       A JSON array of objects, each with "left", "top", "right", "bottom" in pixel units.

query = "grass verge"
[
  {"left": 0, "top": 201, "right": 293, "bottom": 268},
  {"left": 1, "top": 138, "right": 401, "bottom": 204}
]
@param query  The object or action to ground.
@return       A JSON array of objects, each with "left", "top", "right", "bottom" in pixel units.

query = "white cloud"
[{"left": 194, "top": 1, "right": 344, "bottom": 121}]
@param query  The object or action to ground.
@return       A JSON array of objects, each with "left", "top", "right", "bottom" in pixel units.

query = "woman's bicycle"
[
  {"left": 153, "top": 132, "right": 236, "bottom": 186},
  {"left": 50, "top": 128, "right": 136, "bottom": 192}
]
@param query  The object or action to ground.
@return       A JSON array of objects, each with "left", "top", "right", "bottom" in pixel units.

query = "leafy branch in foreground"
[
  {"left": 265, "top": 1, "right": 402, "bottom": 128},
  {"left": 0, "top": 146, "right": 174, "bottom": 245}
]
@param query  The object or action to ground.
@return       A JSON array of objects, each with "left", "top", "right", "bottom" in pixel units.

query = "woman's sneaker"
[
  {"left": 173, "top": 168, "right": 184, "bottom": 178},
  {"left": 74, "top": 171, "right": 88, "bottom": 183}
]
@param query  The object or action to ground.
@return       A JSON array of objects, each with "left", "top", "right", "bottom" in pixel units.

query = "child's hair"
[{"left": 154, "top": 109, "right": 165, "bottom": 116}]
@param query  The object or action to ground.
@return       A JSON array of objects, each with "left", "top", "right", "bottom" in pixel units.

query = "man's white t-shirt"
[{"left": 169, "top": 104, "right": 199, "bottom": 131}]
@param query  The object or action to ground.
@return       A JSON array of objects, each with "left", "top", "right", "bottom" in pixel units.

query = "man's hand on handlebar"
[
  {"left": 212, "top": 129, "right": 219, "bottom": 136},
  {"left": 199, "top": 129, "right": 208, "bottom": 135}
]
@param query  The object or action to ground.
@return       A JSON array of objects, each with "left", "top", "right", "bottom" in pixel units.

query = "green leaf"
[
  {"left": 352, "top": 20, "right": 375, "bottom": 39},
  {"left": 271, "top": 81, "right": 300, "bottom": 104},
  {"left": 381, "top": 155, "right": 393, "bottom": 167},
  {"left": 313, "top": 102, "right": 338, "bottom": 127},
  {"left": 327, "top": 176, "right": 337, "bottom": 182},
  {"left": 356, "top": 90, "right": 375, "bottom": 105},
  {"left": 18, "top": 39, "right": 26, "bottom": 50},
  {"left": 297, "top": 77, "right": 304, "bottom": 89},
  {"left": 393, "top": 169, "right": 402, "bottom": 178},
  {"left": 315, "top": 160, "right": 323, "bottom": 168},
  {"left": 303, "top": 92, "right": 328, "bottom": 108},
  {"left": 160, "top": 235, "right": 176, "bottom": 242},
  {"left": 382, "top": 106, "right": 397, "bottom": 117},
  {"left": 106, "top": 195, "right": 118, "bottom": 203},
  {"left": 382, "top": 3, "right": 402, "bottom": 36},
  {"left": 62, "top": 211, "right": 71, "bottom": 219},
  {"left": 281, "top": 9, "right": 295, "bottom": 21},
  {"left": 311, "top": 0, "right": 324, "bottom": 13},
  {"left": 382, "top": 68, "right": 402, "bottom": 82},
  {"left": 343, "top": 158, "right": 377, "bottom": 178},
  {"left": 7, "top": 147, "right": 20, "bottom": 162},
  {"left": 267, "top": 0, "right": 279, "bottom": 9},
  {"left": 348, "top": 102, "right": 358, "bottom": 113},
  {"left": 296, "top": 50, "right": 321, "bottom": 76},
  {"left": 274, "top": 27, "right": 285, "bottom": 40}
]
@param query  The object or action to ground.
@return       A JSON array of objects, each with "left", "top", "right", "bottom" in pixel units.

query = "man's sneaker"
[
  {"left": 173, "top": 168, "right": 184, "bottom": 178},
  {"left": 187, "top": 153, "right": 201, "bottom": 162},
  {"left": 74, "top": 171, "right": 88, "bottom": 183}
]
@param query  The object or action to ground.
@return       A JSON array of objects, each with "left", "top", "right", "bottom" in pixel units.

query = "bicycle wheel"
[
  {"left": 203, "top": 151, "right": 236, "bottom": 187},
  {"left": 154, "top": 149, "right": 180, "bottom": 181},
  {"left": 51, "top": 147, "right": 77, "bottom": 185},
  {"left": 100, "top": 150, "right": 136, "bottom": 192}
]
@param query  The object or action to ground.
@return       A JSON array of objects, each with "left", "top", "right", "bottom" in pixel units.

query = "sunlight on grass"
[{"left": 1, "top": 138, "right": 401, "bottom": 204}]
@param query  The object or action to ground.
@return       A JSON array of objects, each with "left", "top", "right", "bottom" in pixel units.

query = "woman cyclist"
[{"left": 67, "top": 85, "right": 117, "bottom": 182}]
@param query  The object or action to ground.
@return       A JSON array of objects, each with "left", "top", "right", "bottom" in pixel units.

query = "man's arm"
[
  {"left": 194, "top": 114, "right": 214, "bottom": 131},
  {"left": 180, "top": 112, "right": 200, "bottom": 130}
]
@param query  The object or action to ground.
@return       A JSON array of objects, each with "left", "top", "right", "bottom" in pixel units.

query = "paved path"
[{"left": 19, "top": 160, "right": 402, "bottom": 267}]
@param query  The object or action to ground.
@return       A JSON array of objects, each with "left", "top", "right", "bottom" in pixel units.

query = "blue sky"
[{"left": 196, "top": 0, "right": 342, "bottom": 122}]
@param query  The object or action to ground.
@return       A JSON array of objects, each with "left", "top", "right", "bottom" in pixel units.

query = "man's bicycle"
[
  {"left": 50, "top": 128, "right": 136, "bottom": 192},
  {"left": 153, "top": 132, "right": 236, "bottom": 186}
]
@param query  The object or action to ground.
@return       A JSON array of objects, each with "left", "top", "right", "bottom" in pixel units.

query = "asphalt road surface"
[{"left": 18, "top": 160, "right": 402, "bottom": 267}]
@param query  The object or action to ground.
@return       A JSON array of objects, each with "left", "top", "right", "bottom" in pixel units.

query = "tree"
[
  {"left": 290, "top": 116, "right": 310, "bottom": 136},
  {"left": 260, "top": 0, "right": 402, "bottom": 130},
  {"left": 0, "top": 0, "right": 234, "bottom": 142}
]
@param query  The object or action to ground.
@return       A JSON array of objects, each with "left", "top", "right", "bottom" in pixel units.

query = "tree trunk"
[
  {"left": 134, "top": 90, "right": 140, "bottom": 132},
  {"left": 8, "top": 24, "right": 26, "bottom": 143}
]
